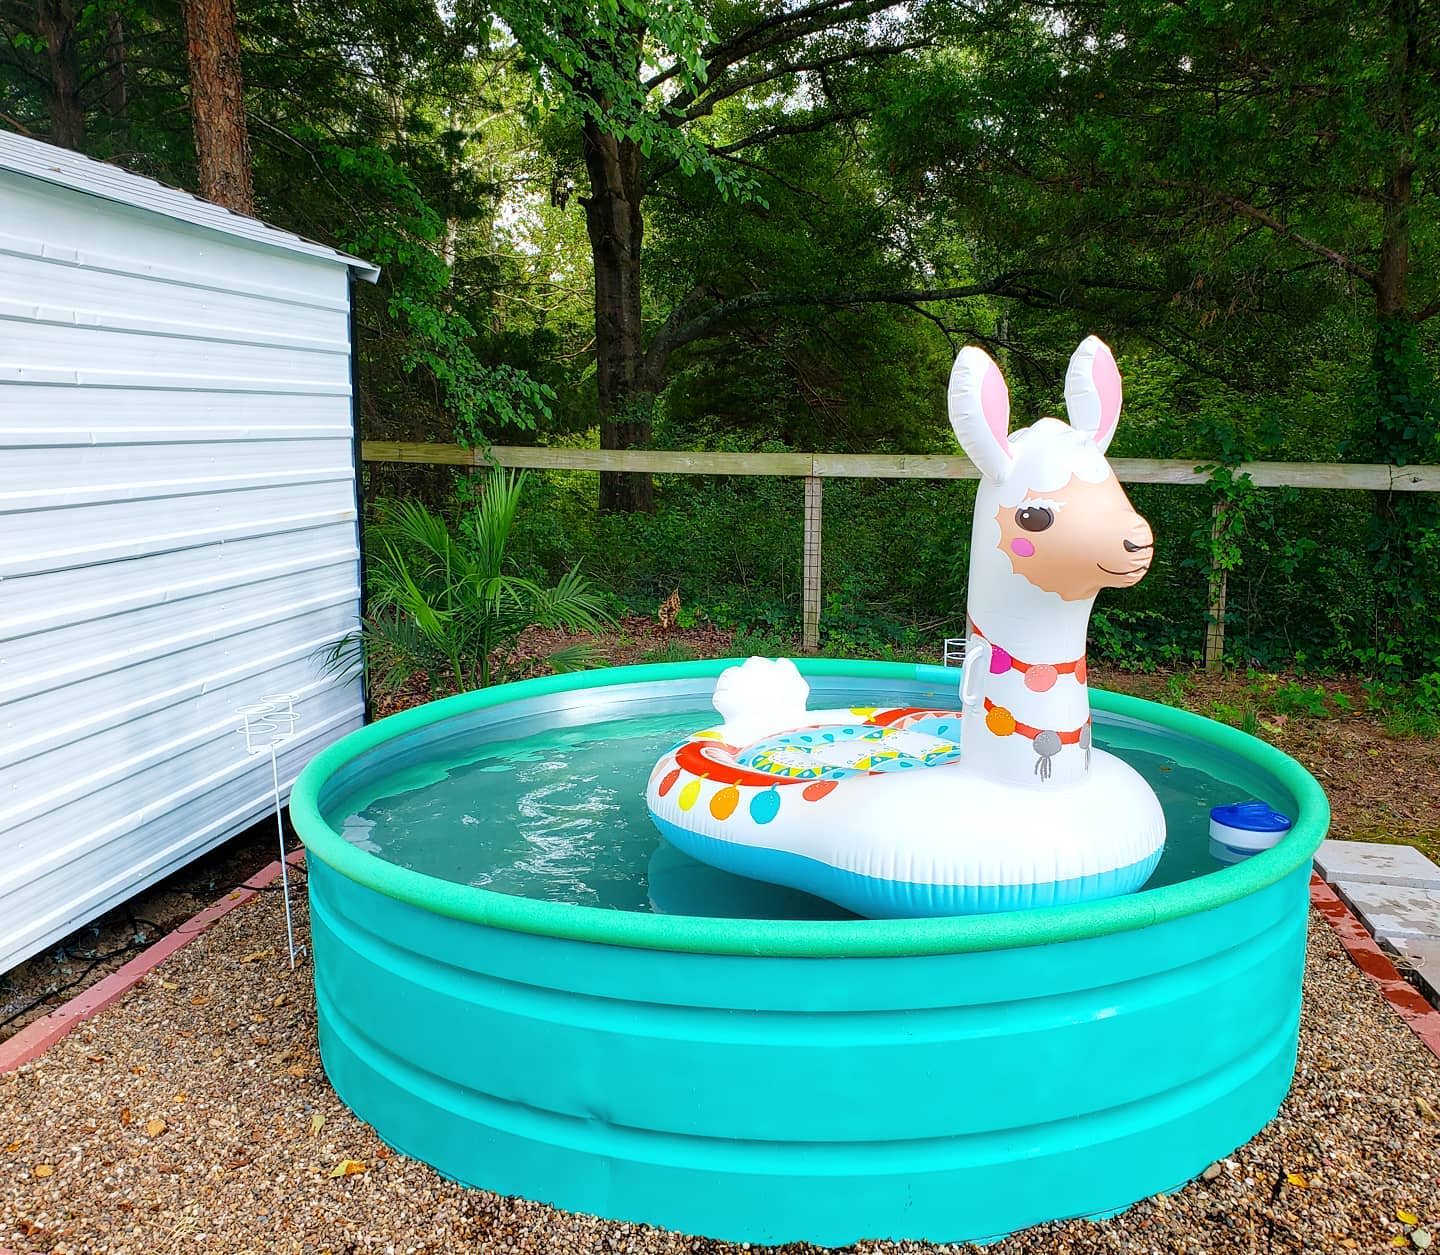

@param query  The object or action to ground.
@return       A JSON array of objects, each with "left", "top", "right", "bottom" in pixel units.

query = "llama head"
[{"left": 948, "top": 337, "right": 1154, "bottom": 604}]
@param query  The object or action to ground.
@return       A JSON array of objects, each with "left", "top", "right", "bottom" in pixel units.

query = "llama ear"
[
  {"left": 948, "top": 346, "right": 1014, "bottom": 481},
  {"left": 1064, "top": 335, "right": 1122, "bottom": 453}
]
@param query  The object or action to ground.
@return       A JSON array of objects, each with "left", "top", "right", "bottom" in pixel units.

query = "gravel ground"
[{"left": 1, "top": 882, "right": 1437, "bottom": 1255}]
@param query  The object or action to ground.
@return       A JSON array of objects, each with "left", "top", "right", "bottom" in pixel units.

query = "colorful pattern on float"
[{"left": 650, "top": 707, "right": 965, "bottom": 828}]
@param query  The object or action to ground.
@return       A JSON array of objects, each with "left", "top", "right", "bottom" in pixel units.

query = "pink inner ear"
[
  {"left": 1092, "top": 347, "right": 1122, "bottom": 443},
  {"left": 981, "top": 362, "right": 1011, "bottom": 455}
]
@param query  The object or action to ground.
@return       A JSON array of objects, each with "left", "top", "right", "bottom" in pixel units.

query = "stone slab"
[
  {"left": 1389, "top": 936, "right": 1440, "bottom": 1006},
  {"left": 1332, "top": 879, "right": 1440, "bottom": 946},
  {"left": 1314, "top": 839, "right": 1440, "bottom": 890}
]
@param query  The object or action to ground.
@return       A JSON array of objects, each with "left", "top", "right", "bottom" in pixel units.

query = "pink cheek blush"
[{"left": 1010, "top": 538, "right": 1036, "bottom": 558}]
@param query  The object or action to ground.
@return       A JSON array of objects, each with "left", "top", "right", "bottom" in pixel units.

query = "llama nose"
[{"left": 1123, "top": 538, "right": 1153, "bottom": 553}]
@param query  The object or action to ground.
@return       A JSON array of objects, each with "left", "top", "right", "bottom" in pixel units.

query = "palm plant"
[{"left": 328, "top": 470, "right": 613, "bottom": 695}]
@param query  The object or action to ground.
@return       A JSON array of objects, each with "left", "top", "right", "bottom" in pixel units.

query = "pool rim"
[{"left": 289, "top": 658, "right": 1329, "bottom": 958}]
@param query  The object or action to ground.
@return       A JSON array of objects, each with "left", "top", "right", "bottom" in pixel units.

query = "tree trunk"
[
  {"left": 182, "top": 0, "right": 255, "bottom": 215},
  {"left": 580, "top": 119, "right": 654, "bottom": 513},
  {"left": 102, "top": 9, "right": 127, "bottom": 119},
  {"left": 35, "top": 0, "right": 84, "bottom": 148}
]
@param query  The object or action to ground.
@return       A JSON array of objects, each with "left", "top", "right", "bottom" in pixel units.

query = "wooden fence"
[{"left": 362, "top": 441, "right": 1440, "bottom": 668}]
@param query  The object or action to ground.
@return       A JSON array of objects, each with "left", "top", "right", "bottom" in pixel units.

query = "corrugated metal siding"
[
  {"left": 0, "top": 129, "right": 378, "bottom": 280},
  {"left": 0, "top": 169, "right": 367, "bottom": 972}
]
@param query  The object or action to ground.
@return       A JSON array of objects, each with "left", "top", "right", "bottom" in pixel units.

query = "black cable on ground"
[{"left": 0, "top": 937, "right": 153, "bottom": 1034}]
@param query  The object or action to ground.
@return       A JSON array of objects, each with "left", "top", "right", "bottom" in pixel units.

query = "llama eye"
[{"left": 1015, "top": 505, "right": 1054, "bottom": 533}]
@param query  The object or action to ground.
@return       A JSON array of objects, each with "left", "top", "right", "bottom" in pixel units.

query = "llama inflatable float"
[{"left": 646, "top": 337, "right": 1166, "bottom": 916}]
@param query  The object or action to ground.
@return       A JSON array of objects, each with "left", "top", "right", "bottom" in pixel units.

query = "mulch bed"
[{"left": 1, "top": 880, "right": 1437, "bottom": 1254}]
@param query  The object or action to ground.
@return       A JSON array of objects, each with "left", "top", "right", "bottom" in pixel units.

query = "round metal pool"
[{"left": 290, "top": 659, "right": 1329, "bottom": 1246}]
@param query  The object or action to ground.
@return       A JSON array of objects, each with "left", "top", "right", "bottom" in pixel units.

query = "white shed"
[{"left": 0, "top": 132, "right": 378, "bottom": 972}]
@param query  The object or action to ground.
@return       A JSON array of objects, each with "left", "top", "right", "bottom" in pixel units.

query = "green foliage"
[
  {"left": 867, "top": 0, "right": 1440, "bottom": 675},
  {"left": 308, "top": 134, "right": 556, "bottom": 440},
  {"left": 645, "top": 121, "right": 963, "bottom": 453},
  {"left": 730, "top": 626, "right": 800, "bottom": 659},
  {"left": 1208, "top": 701, "right": 1262, "bottom": 738},
  {"left": 1362, "top": 319, "right": 1440, "bottom": 680},
  {"left": 640, "top": 639, "right": 698, "bottom": 665},
  {"left": 1363, "top": 673, "right": 1440, "bottom": 739},
  {"left": 336, "top": 471, "right": 613, "bottom": 695},
  {"left": 1160, "top": 674, "right": 1193, "bottom": 708},
  {"left": 9, "top": 0, "right": 1440, "bottom": 682},
  {"left": 487, "top": 0, "right": 754, "bottom": 198}
]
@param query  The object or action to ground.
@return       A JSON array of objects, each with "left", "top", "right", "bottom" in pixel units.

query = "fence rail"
[{"left": 361, "top": 441, "right": 1440, "bottom": 667}]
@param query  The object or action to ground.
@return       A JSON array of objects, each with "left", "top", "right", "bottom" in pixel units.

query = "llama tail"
[{"left": 711, "top": 656, "right": 811, "bottom": 747}]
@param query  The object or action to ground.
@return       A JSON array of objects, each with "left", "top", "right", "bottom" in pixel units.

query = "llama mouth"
[{"left": 1097, "top": 562, "right": 1151, "bottom": 577}]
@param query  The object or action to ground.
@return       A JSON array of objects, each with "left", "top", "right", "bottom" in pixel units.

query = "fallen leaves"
[
  {"left": 285, "top": 1064, "right": 308, "bottom": 1078},
  {"left": 32, "top": 1164, "right": 53, "bottom": 1178},
  {"left": 239, "top": 950, "right": 273, "bottom": 964},
  {"left": 118, "top": 1108, "right": 132, "bottom": 1127},
  {"left": 145, "top": 1118, "right": 168, "bottom": 1137},
  {"left": 326, "top": 1158, "right": 366, "bottom": 1178},
  {"left": 309, "top": 1112, "right": 325, "bottom": 1137},
  {"left": 1285, "top": 1172, "right": 1310, "bottom": 1188},
  {"left": 1418, "top": 1095, "right": 1438, "bottom": 1121},
  {"left": 159, "top": 980, "right": 178, "bottom": 991},
  {"left": 1401, "top": 1211, "right": 1422, "bottom": 1225}
]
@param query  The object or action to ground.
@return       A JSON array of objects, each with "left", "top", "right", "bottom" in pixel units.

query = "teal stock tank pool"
[{"left": 289, "top": 659, "right": 1330, "bottom": 1247}]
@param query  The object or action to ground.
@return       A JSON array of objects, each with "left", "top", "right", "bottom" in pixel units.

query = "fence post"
[
  {"left": 802, "top": 475, "right": 823, "bottom": 653},
  {"left": 1205, "top": 498, "right": 1228, "bottom": 672}
]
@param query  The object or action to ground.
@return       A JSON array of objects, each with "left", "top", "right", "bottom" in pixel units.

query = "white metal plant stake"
[{"left": 238, "top": 694, "right": 302, "bottom": 968}]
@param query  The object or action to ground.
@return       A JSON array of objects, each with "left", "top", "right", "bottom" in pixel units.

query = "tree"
[
  {"left": 877, "top": 0, "right": 1439, "bottom": 443},
  {"left": 181, "top": 0, "right": 253, "bottom": 212},
  {"left": 2, "top": 0, "right": 86, "bottom": 147},
  {"left": 870, "top": 0, "right": 1440, "bottom": 671},
  {"left": 492, "top": 0, "right": 1031, "bottom": 510}
]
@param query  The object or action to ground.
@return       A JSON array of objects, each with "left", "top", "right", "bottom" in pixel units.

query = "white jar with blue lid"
[{"left": 1209, "top": 800, "right": 1292, "bottom": 864}]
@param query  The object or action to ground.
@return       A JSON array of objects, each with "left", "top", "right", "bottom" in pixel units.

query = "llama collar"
[
  {"left": 967, "top": 618, "right": 1088, "bottom": 691},
  {"left": 981, "top": 697, "right": 1093, "bottom": 780}
]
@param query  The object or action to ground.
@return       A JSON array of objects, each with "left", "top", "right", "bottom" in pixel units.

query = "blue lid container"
[{"left": 1209, "top": 800, "right": 1293, "bottom": 863}]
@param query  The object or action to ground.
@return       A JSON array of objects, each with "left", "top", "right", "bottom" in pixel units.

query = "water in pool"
[{"left": 331, "top": 704, "right": 1262, "bottom": 921}]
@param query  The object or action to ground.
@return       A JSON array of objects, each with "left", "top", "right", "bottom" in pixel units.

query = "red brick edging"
[
  {"left": 1310, "top": 872, "right": 1440, "bottom": 1060},
  {"left": 0, "top": 851, "right": 305, "bottom": 1075}
]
